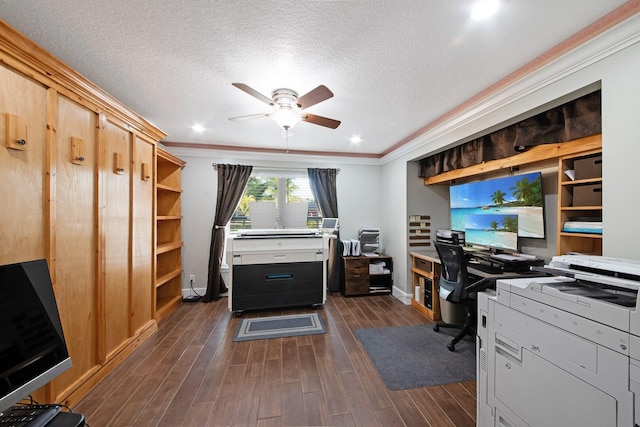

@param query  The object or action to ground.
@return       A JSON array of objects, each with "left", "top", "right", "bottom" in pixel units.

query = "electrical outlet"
[{"left": 189, "top": 274, "right": 195, "bottom": 282}]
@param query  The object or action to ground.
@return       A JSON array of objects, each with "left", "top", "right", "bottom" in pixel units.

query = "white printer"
[
  {"left": 477, "top": 254, "right": 640, "bottom": 427},
  {"left": 226, "top": 229, "right": 330, "bottom": 315}
]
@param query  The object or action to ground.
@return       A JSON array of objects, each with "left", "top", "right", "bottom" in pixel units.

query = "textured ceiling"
[{"left": 0, "top": 1, "right": 631, "bottom": 157}]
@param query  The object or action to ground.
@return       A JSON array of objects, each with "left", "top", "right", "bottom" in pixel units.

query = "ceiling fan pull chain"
[{"left": 285, "top": 127, "right": 290, "bottom": 153}]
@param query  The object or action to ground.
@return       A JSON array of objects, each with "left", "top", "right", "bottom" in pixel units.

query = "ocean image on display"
[
  {"left": 450, "top": 172, "right": 544, "bottom": 238},
  {"left": 464, "top": 214, "right": 518, "bottom": 251}
]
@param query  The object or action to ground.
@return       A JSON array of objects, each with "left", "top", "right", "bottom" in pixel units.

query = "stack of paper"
[
  {"left": 563, "top": 221, "right": 603, "bottom": 234},
  {"left": 369, "top": 261, "right": 386, "bottom": 274}
]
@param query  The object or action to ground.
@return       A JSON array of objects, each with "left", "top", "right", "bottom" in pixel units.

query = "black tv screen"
[
  {"left": 0, "top": 259, "right": 71, "bottom": 413},
  {"left": 450, "top": 171, "right": 545, "bottom": 239}
]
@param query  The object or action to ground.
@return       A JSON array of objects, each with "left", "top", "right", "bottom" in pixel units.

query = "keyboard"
[
  {"left": 469, "top": 262, "right": 503, "bottom": 274},
  {"left": 0, "top": 404, "right": 61, "bottom": 427}
]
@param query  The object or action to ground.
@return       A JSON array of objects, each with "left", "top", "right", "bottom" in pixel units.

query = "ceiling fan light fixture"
[{"left": 271, "top": 106, "right": 301, "bottom": 129}]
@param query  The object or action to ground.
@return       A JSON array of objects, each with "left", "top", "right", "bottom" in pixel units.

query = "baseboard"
[{"left": 392, "top": 286, "right": 413, "bottom": 305}]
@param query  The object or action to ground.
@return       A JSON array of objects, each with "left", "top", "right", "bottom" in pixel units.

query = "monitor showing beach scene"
[
  {"left": 450, "top": 171, "right": 545, "bottom": 238},
  {"left": 464, "top": 213, "right": 519, "bottom": 251}
]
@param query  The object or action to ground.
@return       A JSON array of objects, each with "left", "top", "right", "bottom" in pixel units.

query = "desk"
[{"left": 409, "top": 250, "right": 540, "bottom": 321}]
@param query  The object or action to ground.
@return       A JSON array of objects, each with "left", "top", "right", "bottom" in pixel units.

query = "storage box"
[
  {"left": 415, "top": 257, "right": 432, "bottom": 273},
  {"left": 573, "top": 184, "right": 602, "bottom": 206},
  {"left": 574, "top": 155, "right": 602, "bottom": 180}
]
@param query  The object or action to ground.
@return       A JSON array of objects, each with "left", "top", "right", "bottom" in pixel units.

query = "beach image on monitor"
[
  {"left": 450, "top": 171, "right": 544, "bottom": 238},
  {"left": 464, "top": 213, "right": 518, "bottom": 251}
]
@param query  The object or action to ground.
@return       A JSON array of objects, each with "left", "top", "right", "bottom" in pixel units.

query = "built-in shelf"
[
  {"left": 155, "top": 148, "right": 186, "bottom": 319},
  {"left": 557, "top": 147, "right": 602, "bottom": 256}
]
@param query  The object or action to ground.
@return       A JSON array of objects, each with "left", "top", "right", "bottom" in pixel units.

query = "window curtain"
[
  {"left": 203, "top": 164, "right": 253, "bottom": 302},
  {"left": 308, "top": 168, "right": 341, "bottom": 292},
  {"left": 419, "top": 90, "right": 601, "bottom": 178}
]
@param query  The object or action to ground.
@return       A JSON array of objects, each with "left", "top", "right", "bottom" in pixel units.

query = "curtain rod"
[{"left": 212, "top": 163, "right": 339, "bottom": 172}]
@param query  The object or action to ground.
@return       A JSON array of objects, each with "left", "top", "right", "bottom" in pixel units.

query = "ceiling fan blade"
[
  {"left": 301, "top": 113, "right": 341, "bottom": 129},
  {"left": 228, "top": 113, "right": 269, "bottom": 122},
  {"left": 231, "top": 83, "right": 275, "bottom": 106},
  {"left": 297, "top": 85, "right": 334, "bottom": 109}
]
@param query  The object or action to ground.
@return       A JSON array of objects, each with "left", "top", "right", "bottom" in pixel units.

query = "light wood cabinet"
[
  {"left": 155, "top": 147, "right": 185, "bottom": 319},
  {"left": 52, "top": 94, "right": 98, "bottom": 399},
  {"left": 557, "top": 148, "right": 603, "bottom": 255},
  {"left": 409, "top": 251, "right": 441, "bottom": 321},
  {"left": 0, "top": 21, "right": 165, "bottom": 408}
]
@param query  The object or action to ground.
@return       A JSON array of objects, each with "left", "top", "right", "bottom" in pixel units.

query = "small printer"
[{"left": 435, "top": 229, "right": 465, "bottom": 245}]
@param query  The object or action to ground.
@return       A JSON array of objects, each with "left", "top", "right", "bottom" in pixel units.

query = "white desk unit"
[
  {"left": 226, "top": 229, "right": 330, "bottom": 315},
  {"left": 477, "top": 255, "right": 640, "bottom": 427}
]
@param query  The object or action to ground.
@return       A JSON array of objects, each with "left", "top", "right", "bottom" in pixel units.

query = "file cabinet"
[{"left": 341, "top": 255, "right": 393, "bottom": 296}]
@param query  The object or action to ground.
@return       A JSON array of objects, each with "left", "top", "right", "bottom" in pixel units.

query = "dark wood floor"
[{"left": 75, "top": 292, "right": 477, "bottom": 427}]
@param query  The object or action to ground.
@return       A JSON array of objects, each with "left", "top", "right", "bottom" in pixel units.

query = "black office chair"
[{"left": 433, "top": 241, "right": 490, "bottom": 351}]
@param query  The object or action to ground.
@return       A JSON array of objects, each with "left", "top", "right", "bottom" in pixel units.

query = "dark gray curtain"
[
  {"left": 419, "top": 90, "right": 601, "bottom": 178},
  {"left": 203, "top": 164, "right": 253, "bottom": 302},
  {"left": 308, "top": 168, "right": 341, "bottom": 292}
]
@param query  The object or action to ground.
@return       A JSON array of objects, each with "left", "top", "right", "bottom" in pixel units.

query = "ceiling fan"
[{"left": 228, "top": 83, "right": 341, "bottom": 130}]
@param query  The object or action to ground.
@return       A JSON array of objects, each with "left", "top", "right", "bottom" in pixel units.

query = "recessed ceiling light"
[
  {"left": 350, "top": 135, "right": 363, "bottom": 144},
  {"left": 471, "top": 0, "right": 500, "bottom": 20},
  {"left": 191, "top": 124, "right": 205, "bottom": 133}
]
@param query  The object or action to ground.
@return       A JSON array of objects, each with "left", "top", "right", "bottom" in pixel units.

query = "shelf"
[
  {"left": 560, "top": 232, "right": 603, "bottom": 238},
  {"left": 156, "top": 268, "right": 182, "bottom": 287},
  {"left": 156, "top": 183, "right": 183, "bottom": 193},
  {"left": 560, "top": 206, "right": 602, "bottom": 211},
  {"left": 560, "top": 177, "right": 602, "bottom": 186},
  {"left": 157, "top": 241, "right": 183, "bottom": 254},
  {"left": 157, "top": 215, "right": 182, "bottom": 221},
  {"left": 369, "top": 288, "right": 392, "bottom": 294},
  {"left": 156, "top": 295, "right": 183, "bottom": 319}
]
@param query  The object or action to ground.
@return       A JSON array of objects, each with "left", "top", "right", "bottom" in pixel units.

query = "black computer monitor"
[
  {"left": 0, "top": 259, "right": 71, "bottom": 413},
  {"left": 449, "top": 171, "right": 545, "bottom": 239}
]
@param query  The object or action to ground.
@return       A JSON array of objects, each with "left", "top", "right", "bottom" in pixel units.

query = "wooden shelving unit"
[
  {"left": 557, "top": 148, "right": 602, "bottom": 255},
  {"left": 409, "top": 251, "right": 441, "bottom": 321},
  {"left": 155, "top": 148, "right": 186, "bottom": 320}
]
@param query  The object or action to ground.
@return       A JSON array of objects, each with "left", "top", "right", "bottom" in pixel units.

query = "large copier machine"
[
  {"left": 477, "top": 254, "right": 640, "bottom": 427},
  {"left": 226, "top": 229, "right": 331, "bottom": 315}
]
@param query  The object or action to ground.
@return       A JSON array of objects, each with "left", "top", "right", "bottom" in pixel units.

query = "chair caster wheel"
[
  {"left": 433, "top": 324, "right": 440, "bottom": 332},
  {"left": 447, "top": 342, "right": 456, "bottom": 352}
]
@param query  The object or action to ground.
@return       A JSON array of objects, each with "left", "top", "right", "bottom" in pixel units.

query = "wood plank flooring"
[{"left": 75, "top": 292, "right": 477, "bottom": 426}]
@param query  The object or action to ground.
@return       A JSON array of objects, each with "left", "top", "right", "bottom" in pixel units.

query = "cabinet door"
[
  {"left": 0, "top": 64, "right": 47, "bottom": 264},
  {"left": 53, "top": 95, "right": 99, "bottom": 395},
  {"left": 103, "top": 120, "right": 131, "bottom": 358},
  {"left": 131, "top": 136, "right": 154, "bottom": 334}
]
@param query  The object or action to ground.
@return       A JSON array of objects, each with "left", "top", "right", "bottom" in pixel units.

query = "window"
[{"left": 230, "top": 169, "right": 320, "bottom": 232}]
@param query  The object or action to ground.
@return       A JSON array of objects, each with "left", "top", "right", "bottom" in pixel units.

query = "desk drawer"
[{"left": 344, "top": 276, "right": 370, "bottom": 296}]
